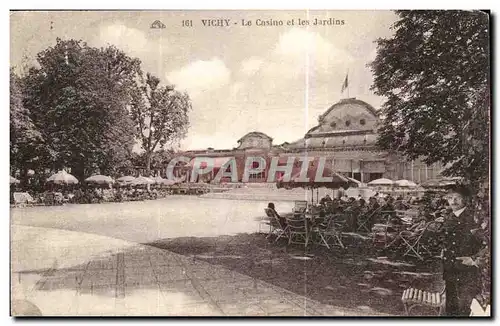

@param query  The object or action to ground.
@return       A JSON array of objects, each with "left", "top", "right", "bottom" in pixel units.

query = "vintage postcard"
[{"left": 10, "top": 10, "right": 491, "bottom": 317}]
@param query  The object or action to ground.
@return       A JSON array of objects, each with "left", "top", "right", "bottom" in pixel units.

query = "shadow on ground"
[
  {"left": 146, "top": 232, "right": 444, "bottom": 316},
  {"left": 13, "top": 245, "right": 223, "bottom": 316}
]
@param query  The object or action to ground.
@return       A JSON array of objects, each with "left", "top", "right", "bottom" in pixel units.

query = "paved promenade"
[{"left": 11, "top": 225, "right": 388, "bottom": 316}]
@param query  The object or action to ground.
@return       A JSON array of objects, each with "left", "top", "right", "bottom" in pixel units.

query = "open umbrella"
[
  {"left": 346, "top": 177, "right": 363, "bottom": 187},
  {"left": 162, "top": 179, "right": 176, "bottom": 186},
  {"left": 395, "top": 179, "right": 418, "bottom": 188},
  {"left": 131, "top": 175, "right": 155, "bottom": 186},
  {"left": 117, "top": 176, "right": 136, "bottom": 183},
  {"left": 276, "top": 158, "right": 356, "bottom": 203},
  {"left": 163, "top": 175, "right": 186, "bottom": 185},
  {"left": 152, "top": 175, "right": 166, "bottom": 184},
  {"left": 85, "top": 175, "right": 114, "bottom": 185},
  {"left": 47, "top": 170, "right": 79, "bottom": 185},
  {"left": 421, "top": 176, "right": 462, "bottom": 189},
  {"left": 277, "top": 167, "right": 353, "bottom": 190},
  {"left": 10, "top": 176, "right": 20, "bottom": 184},
  {"left": 367, "top": 178, "right": 394, "bottom": 186},
  {"left": 346, "top": 187, "right": 376, "bottom": 199}
]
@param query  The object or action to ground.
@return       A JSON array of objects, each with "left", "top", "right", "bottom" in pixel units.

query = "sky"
[{"left": 10, "top": 10, "right": 398, "bottom": 151}]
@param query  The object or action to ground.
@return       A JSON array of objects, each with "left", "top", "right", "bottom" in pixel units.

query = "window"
[
  {"left": 345, "top": 120, "right": 351, "bottom": 127},
  {"left": 330, "top": 122, "right": 337, "bottom": 128},
  {"left": 360, "top": 119, "right": 366, "bottom": 125}
]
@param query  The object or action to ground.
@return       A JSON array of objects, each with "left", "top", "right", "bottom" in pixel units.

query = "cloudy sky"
[{"left": 11, "top": 10, "right": 397, "bottom": 151}]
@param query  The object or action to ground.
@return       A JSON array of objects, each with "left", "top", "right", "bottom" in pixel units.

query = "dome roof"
[
  {"left": 318, "top": 98, "right": 379, "bottom": 123},
  {"left": 237, "top": 131, "right": 273, "bottom": 143}
]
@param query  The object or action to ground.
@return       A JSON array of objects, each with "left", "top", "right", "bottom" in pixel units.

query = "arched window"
[
  {"left": 345, "top": 120, "right": 351, "bottom": 127},
  {"left": 360, "top": 119, "right": 366, "bottom": 125}
]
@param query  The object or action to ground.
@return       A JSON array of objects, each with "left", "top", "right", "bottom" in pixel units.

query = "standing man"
[{"left": 440, "top": 185, "right": 483, "bottom": 316}]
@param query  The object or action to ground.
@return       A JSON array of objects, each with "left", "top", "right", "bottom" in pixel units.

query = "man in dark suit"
[{"left": 440, "top": 185, "right": 483, "bottom": 316}]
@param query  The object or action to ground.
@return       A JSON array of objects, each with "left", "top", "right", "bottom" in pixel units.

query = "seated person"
[
  {"left": 407, "top": 215, "right": 431, "bottom": 233},
  {"left": 267, "top": 202, "right": 287, "bottom": 227},
  {"left": 382, "top": 196, "right": 395, "bottom": 211},
  {"left": 394, "top": 200, "right": 410, "bottom": 210},
  {"left": 320, "top": 194, "right": 333, "bottom": 206},
  {"left": 368, "top": 197, "right": 380, "bottom": 211}
]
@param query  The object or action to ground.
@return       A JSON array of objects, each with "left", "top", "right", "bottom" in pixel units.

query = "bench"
[{"left": 401, "top": 285, "right": 445, "bottom": 315}]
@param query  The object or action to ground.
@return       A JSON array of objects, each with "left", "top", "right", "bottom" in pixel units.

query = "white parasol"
[
  {"left": 395, "top": 179, "right": 418, "bottom": 188},
  {"left": 85, "top": 175, "right": 115, "bottom": 185},
  {"left": 47, "top": 170, "right": 79, "bottom": 185},
  {"left": 367, "top": 178, "right": 394, "bottom": 186}
]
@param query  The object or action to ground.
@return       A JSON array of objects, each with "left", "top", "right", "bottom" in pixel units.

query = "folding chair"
[
  {"left": 285, "top": 215, "right": 309, "bottom": 248},
  {"left": 313, "top": 215, "right": 345, "bottom": 249},
  {"left": 258, "top": 208, "right": 275, "bottom": 233},
  {"left": 356, "top": 206, "right": 382, "bottom": 233},
  {"left": 356, "top": 210, "right": 372, "bottom": 233},
  {"left": 264, "top": 208, "right": 289, "bottom": 243},
  {"left": 390, "top": 222, "right": 437, "bottom": 260}
]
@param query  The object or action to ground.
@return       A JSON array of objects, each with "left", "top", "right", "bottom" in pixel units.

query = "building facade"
[{"left": 172, "top": 98, "right": 443, "bottom": 183}]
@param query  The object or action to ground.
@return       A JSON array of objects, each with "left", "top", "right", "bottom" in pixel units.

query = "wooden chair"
[
  {"left": 402, "top": 284, "right": 446, "bottom": 316},
  {"left": 285, "top": 215, "right": 309, "bottom": 248}
]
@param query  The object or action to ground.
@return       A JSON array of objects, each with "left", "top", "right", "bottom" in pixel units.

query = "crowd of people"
[
  {"left": 10, "top": 185, "right": 171, "bottom": 206},
  {"left": 272, "top": 185, "right": 490, "bottom": 316}
]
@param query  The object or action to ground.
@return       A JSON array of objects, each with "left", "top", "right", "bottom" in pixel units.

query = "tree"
[
  {"left": 370, "top": 10, "right": 490, "bottom": 193},
  {"left": 130, "top": 73, "right": 191, "bottom": 176},
  {"left": 10, "top": 68, "right": 43, "bottom": 185},
  {"left": 22, "top": 39, "right": 140, "bottom": 180}
]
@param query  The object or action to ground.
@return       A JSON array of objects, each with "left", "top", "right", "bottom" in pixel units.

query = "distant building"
[{"left": 170, "top": 98, "right": 443, "bottom": 183}]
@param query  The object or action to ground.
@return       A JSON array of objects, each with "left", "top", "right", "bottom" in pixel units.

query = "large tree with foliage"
[
  {"left": 22, "top": 38, "right": 140, "bottom": 179},
  {"left": 130, "top": 148, "right": 175, "bottom": 176},
  {"left": 10, "top": 69, "right": 43, "bottom": 184},
  {"left": 130, "top": 73, "right": 191, "bottom": 176},
  {"left": 370, "top": 10, "right": 490, "bottom": 192}
]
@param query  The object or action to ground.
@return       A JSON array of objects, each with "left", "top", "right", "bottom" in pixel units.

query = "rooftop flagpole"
[
  {"left": 341, "top": 69, "right": 349, "bottom": 99},
  {"left": 347, "top": 69, "right": 350, "bottom": 98}
]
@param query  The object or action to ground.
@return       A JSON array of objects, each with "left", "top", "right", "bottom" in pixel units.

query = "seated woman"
[{"left": 268, "top": 202, "right": 287, "bottom": 227}]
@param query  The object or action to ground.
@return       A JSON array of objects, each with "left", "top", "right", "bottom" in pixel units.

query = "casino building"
[{"left": 172, "top": 98, "right": 443, "bottom": 184}]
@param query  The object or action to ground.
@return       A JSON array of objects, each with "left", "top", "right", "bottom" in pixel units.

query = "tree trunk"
[
  {"left": 72, "top": 161, "right": 86, "bottom": 183},
  {"left": 145, "top": 151, "right": 152, "bottom": 177},
  {"left": 20, "top": 166, "right": 29, "bottom": 191}
]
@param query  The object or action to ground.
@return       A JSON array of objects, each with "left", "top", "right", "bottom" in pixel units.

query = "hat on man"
[{"left": 447, "top": 183, "right": 472, "bottom": 198}]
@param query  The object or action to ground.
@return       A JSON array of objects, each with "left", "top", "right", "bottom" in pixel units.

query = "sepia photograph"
[{"left": 9, "top": 9, "right": 491, "bottom": 317}]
